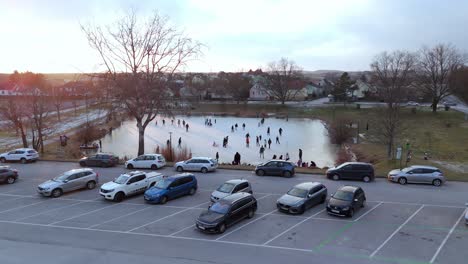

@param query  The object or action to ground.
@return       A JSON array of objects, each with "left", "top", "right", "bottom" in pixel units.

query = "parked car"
[
  {"left": 38, "top": 168, "right": 98, "bottom": 198},
  {"left": 277, "top": 182, "right": 327, "bottom": 214},
  {"left": 125, "top": 154, "right": 166, "bottom": 170},
  {"left": 211, "top": 179, "right": 252, "bottom": 203},
  {"left": 100, "top": 171, "right": 165, "bottom": 202},
  {"left": 326, "top": 186, "right": 366, "bottom": 217},
  {"left": 405, "top": 101, "right": 420, "bottom": 106},
  {"left": 144, "top": 173, "right": 197, "bottom": 204},
  {"left": 442, "top": 101, "right": 457, "bottom": 107},
  {"left": 174, "top": 157, "right": 218, "bottom": 173},
  {"left": 196, "top": 192, "right": 257, "bottom": 233},
  {"left": 0, "top": 166, "right": 18, "bottom": 184},
  {"left": 0, "top": 148, "right": 39, "bottom": 164},
  {"left": 79, "top": 153, "right": 119, "bottom": 167},
  {"left": 255, "top": 160, "right": 295, "bottom": 178},
  {"left": 326, "top": 162, "right": 374, "bottom": 182},
  {"left": 387, "top": 165, "right": 446, "bottom": 186}
]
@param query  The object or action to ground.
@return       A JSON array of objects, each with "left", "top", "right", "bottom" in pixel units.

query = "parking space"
[{"left": 0, "top": 162, "right": 467, "bottom": 264}]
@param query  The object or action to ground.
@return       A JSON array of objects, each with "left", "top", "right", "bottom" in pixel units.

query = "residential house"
[{"left": 349, "top": 79, "right": 374, "bottom": 99}]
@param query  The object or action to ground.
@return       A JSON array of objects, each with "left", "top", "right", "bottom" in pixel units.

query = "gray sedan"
[
  {"left": 276, "top": 182, "right": 327, "bottom": 214},
  {"left": 387, "top": 165, "right": 446, "bottom": 186},
  {"left": 38, "top": 168, "right": 98, "bottom": 197}
]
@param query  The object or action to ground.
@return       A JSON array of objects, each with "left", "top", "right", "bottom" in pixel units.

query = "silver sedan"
[{"left": 387, "top": 165, "right": 445, "bottom": 186}]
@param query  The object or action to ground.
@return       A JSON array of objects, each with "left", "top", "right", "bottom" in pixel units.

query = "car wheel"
[
  {"left": 298, "top": 205, "right": 306, "bottom": 215},
  {"left": 20, "top": 158, "right": 27, "bottom": 164},
  {"left": 176, "top": 166, "right": 184, "bottom": 172},
  {"left": 247, "top": 208, "right": 255, "bottom": 219},
  {"left": 398, "top": 177, "right": 407, "bottom": 185},
  {"left": 348, "top": 208, "right": 355, "bottom": 218},
  {"left": 113, "top": 192, "right": 125, "bottom": 202},
  {"left": 0, "top": 157, "right": 6, "bottom": 163},
  {"left": 283, "top": 171, "right": 292, "bottom": 178},
  {"left": 79, "top": 161, "right": 86, "bottom": 167},
  {"left": 218, "top": 223, "right": 226, "bottom": 234},
  {"left": 127, "top": 164, "right": 134, "bottom": 169},
  {"left": 201, "top": 167, "right": 208, "bottom": 173},
  {"left": 51, "top": 188, "right": 63, "bottom": 198},
  {"left": 332, "top": 174, "right": 340, "bottom": 181},
  {"left": 188, "top": 187, "right": 196, "bottom": 195},
  {"left": 363, "top": 176, "right": 371, "bottom": 182},
  {"left": 86, "top": 181, "right": 96, "bottom": 190},
  {"left": 151, "top": 164, "right": 158, "bottom": 170},
  {"left": 6, "top": 176, "right": 16, "bottom": 184},
  {"left": 432, "top": 179, "right": 442, "bottom": 187},
  {"left": 361, "top": 199, "right": 366, "bottom": 208},
  {"left": 160, "top": 196, "right": 168, "bottom": 204},
  {"left": 256, "top": 170, "right": 265, "bottom": 176}
]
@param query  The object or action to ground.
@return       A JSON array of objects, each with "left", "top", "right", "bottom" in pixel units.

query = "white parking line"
[
  {"left": 48, "top": 204, "right": 119, "bottom": 226},
  {"left": 353, "top": 202, "right": 383, "bottom": 222},
  {"left": 263, "top": 209, "right": 325, "bottom": 245},
  {"left": 126, "top": 201, "right": 210, "bottom": 233},
  {"left": 215, "top": 209, "right": 277, "bottom": 241},
  {"left": 88, "top": 207, "right": 151, "bottom": 229},
  {"left": 168, "top": 224, "right": 195, "bottom": 236},
  {"left": 15, "top": 201, "right": 87, "bottom": 221},
  {"left": 429, "top": 209, "right": 467, "bottom": 264},
  {"left": 0, "top": 200, "right": 47, "bottom": 214},
  {"left": 369, "top": 205, "right": 424, "bottom": 258}
]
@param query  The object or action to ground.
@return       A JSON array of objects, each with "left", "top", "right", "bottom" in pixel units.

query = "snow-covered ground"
[{"left": 99, "top": 115, "right": 337, "bottom": 168}]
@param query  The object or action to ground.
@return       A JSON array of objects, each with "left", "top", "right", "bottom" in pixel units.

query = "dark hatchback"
[
  {"left": 196, "top": 192, "right": 257, "bottom": 234},
  {"left": 326, "top": 186, "right": 366, "bottom": 217},
  {"left": 326, "top": 162, "right": 375, "bottom": 182},
  {"left": 0, "top": 166, "right": 18, "bottom": 184},
  {"left": 79, "top": 153, "right": 119, "bottom": 167},
  {"left": 255, "top": 160, "right": 295, "bottom": 178}
]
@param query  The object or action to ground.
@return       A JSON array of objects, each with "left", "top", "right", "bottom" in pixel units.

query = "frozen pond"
[{"left": 99, "top": 115, "right": 337, "bottom": 168}]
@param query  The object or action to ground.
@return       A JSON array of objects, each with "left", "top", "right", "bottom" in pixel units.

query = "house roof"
[{"left": 0, "top": 82, "right": 16, "bottom": 91}]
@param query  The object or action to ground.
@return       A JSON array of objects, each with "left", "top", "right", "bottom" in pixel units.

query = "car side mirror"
[{"left": 354, "top": 199, "right": 358, "bottom": 202}]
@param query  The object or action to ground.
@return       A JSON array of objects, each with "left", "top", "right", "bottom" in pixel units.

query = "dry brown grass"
[{"left": 158, "top": 145, "right": 192, "bottom": 162}]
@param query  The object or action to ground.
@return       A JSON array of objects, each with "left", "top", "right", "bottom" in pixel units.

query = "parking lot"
[{"left": 0, "top": 161, "right": 467, "bottom": 264}]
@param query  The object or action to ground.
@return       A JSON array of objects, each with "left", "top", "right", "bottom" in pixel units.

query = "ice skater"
[
  {"left": 178, "top": 137, "right": 182, "bottom": 148},
  {"left": 216, "top": 152, "right": 219, "bottom": 162},
  {"left": 185, "top": 123, "right": 189, "bottom": 132},
  {"left": 162, "top": 119, "right": 165, "bottom": 125},
  {"left": 279, "top": 128, "right": 283, "bottom": 136},
  {"left": 268, "top": 138, "right": 272, "bottom": 149},
  {"left": 259, "top": 146, "right": 265, "bottom": 158},
  {"left": 267, "top": 127, "right": 270, "bottom": 136},
  {"left": 242, "top": 123, "right": 245, "bottom": 130},
  {"left": 231, "top": 125, "right": 234, "bottom": 132},
  {"left": 256, "top": 136, "right": 259, "bottom": 146},
  {"left": 299, "top": 149, "right": 303, "bottom": 161},
  {"left": 246, "top": 137, "right": 250, "bottom": 147},
  {"left": 276, "top": 136, "right": 280, "bottom": 144},
  {"left": 235, "top": 123, "right": 238, "bottom": 130}
]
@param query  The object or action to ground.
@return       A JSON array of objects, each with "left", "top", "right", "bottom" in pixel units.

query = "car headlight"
[
  {"left": 342, "top": 207, "right": 350, "bottom": 211},
  {"left": 41, "top": 187, "right": 50, "bottom": 191}
]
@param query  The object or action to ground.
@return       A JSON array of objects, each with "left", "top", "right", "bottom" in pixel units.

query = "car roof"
[
  {"left": 408, "top": 165, "right": 439, "bottom": 170},
  {"left": 168, "top": 173, "right": 195, "bottom": 180},
  {"left": 268, "top": 159, "right": 293, "bottom": 163},
  {"left": 0, "top": 165, "right": 11, "bottom": 169},
  {"left": 121, "top": 170, "right": 146, "bottom": 177},
  {"left": 226, "top": 179, "right": 248, "bottom": 185},
  {"left": 295, "top": 182, "right": 322, "bottom": 190},
  {"left": 338, "top": 185, "right": 360, "bottom": 193},
  {"left": 142, "top": 153, "right": 162, "bottom": 156},
  {"left": 66, "top": 168, "right": 94, "bottom": 174},
  {"left": 190, "top": 157, "right": 213, "bottom": 160},
  {"left": 14, "top": 148, "right": 36, "bottom": 151},
  {"left": 340, "top": 162, "right": 372, "bottom": 166},
  {"left": 220, "top": 192, "right": 252, "bottom": 204}
]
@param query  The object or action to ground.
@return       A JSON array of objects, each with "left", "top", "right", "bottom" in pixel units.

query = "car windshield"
[
  {"left": 113, "top": 175, "right": 129, "bottom": 184},
  {"left": 402, "top": 167, "right": 412, "bottom": 172},
  {"left": 333, "top": 190, "right": 353, "bottom": 201},
  {"left": 287, "top": 188, "right": 308, "bottom": 198},
  {"left": 155, "top": 179, "right": 171, "bottom": 189},
  {"left": 209, "top": 202, "right": 230, "bottom": 214},
  {"left": 53, "top": 172, "right": 72, "bottom": 182},
  {"left": 217, "top": 183, "right": 235, "bottom": 193}
]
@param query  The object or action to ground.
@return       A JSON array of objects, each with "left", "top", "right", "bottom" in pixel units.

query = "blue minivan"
[{"left": 144, "top": 173, "right": 197, "bottom": 204}]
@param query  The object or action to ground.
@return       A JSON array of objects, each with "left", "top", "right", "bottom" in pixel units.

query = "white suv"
[
  {"left": 125, "top": 154, "right": 166, "bottom": 170},
  {"left": 0, "top": 148, "right": 39, "bottom": 164}
]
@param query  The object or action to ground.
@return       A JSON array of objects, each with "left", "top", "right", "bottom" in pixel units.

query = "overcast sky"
[{"left": 1, "top": 0, "right": 467, "bottom": 73}]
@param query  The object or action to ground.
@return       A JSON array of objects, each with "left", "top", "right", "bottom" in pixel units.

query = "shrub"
[
  {"left": 325, "top": 118, "right": 353, "bottom": 145},
  {"left": 157, "top": 145, "right": 192, "bottom": 162}
]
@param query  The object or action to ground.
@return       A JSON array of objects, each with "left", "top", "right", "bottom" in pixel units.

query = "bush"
[
  {"left": 325, "top": 118, "right": 353, "bottom": 145},
  {"left": 75, "top": 125, "right": 107, "bottom": 144},
  {"left": 157, "top": 145, "right": 192, "bottom": 162}
]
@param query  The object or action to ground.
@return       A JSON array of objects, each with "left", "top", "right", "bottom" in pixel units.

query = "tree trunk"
[
  {"left": 432, "top": 99, "right": 438, "bottom": 112},
  {"left": 387, "top": 137, "right": 393, "bottom": 159},
  {"left": 137, "top": 121, "right": 145, "bottom": 156},
  {"left": 56, "top": 105, "right": 61, "bottom": 121},
  {"left": 19, "top": 125, "right": 28, "bottom": 148}
]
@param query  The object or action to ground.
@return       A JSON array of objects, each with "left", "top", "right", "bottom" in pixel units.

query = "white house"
[{"left": 350, "top": 79, "right": 374, "bottom": 99}]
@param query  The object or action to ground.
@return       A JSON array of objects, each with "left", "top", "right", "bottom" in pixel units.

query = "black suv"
[
  {"left": 0, "top": 166, "right": 18, "bottom": 184},
  {"left": 326, "top": 162, "right": 374, "bottom": 182},
  {"left": 255, "top": 160, "right": 295, "bottom": 178},
  {"left": 196, "top": 192, "right": 257, "bottom": 234},
  {"left": 326, "top": 186, "right": 366, "bottom": 217},
  {"left": 79, "top": 153, "right": 119, "bottom": 167}
]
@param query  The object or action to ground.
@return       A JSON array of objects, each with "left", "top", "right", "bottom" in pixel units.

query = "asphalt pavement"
[{"left": 0, "top": 161, "right": 466, "bottom": 264}]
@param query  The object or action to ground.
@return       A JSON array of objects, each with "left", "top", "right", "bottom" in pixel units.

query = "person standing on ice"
[
  {"left": 299, "top": 149, "right": 303, "bottom": 160},
  {"left": 235, "top": 123, "right": 238, "bottom": 130},
  {"left": 268, "top": 138, "right": 272, "bottom": 149},
  {"left": 256, "top": 136, "right": 259, "bottom": 146},
  {"left": 178, "top": 137, "right": 182, "bottom": 148},
  {"left": 162, "top": 119, "right": 165, "bottom": 125},
  {"left": 285, "top": 152, "right": 290, "bottom": 161},
  {"left": 276, "top": 136, "right": 280, "bottom": 144},
  {"left": 216, "top": 152, "right": 219, "bottom": 162},
  {"left": 267, "top": 127, "right": 270, "bottom": 135},
  {"left": 231, "top": 125, "right": 234, "bottom": 132},
  {"left": 246, "top": 137, "right": 250, "bottom": 147},
  {"left": 178, "top": 119, "right": 180, "bottom": 127},
  {"left": 242, "top": 123, "right": 245, "bottom": 130},
  {"left": 185, "top": 123, "right": 189, "bottom": 132},
  {"left": 259, "top": 146, "right": 265, "bottom": 158},
  {"left": 279, "top": 128, "right": 283, "bottom": 136}
]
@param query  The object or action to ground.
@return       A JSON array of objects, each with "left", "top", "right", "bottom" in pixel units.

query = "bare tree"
[
  {"left": 417, "top": 44, "right": 466, "bottom": 112},
  {"left": 263, "top": 58, "right": 304, "bottom": 104},
  {"left": 225, "top": 72, "right": 251, "bottom": 103},
  {"left": 370, "top": 50, "right": 415, "bottom": 158},
  {"left": 451, "top": 66, "right": 468, "bottom": 103},
  {"left": 0, "top": 99, "right": 28, "bottom": 148},
  {"left": 82, "top": 10, "right": 202, "bottom": 156},
  {"left": 51, "top": 85, "right": 65, "bottom": 121},
  {"left": 370, "top": 50, "right": 416, "bottom": 108}
]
